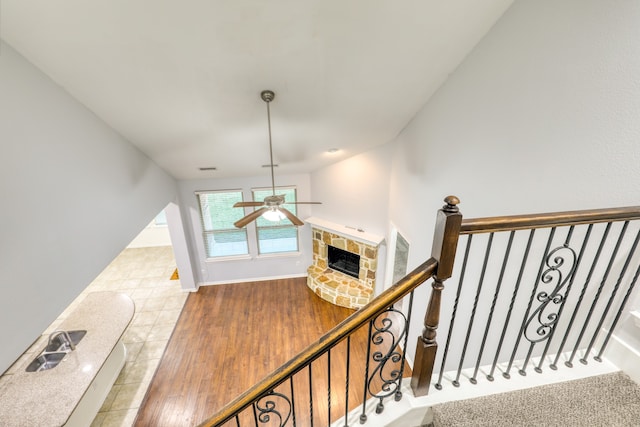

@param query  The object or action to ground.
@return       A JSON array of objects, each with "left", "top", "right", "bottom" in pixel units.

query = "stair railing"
[
  {"left": 432, "top": 204, "right": 640, "bottom": 391},
  {"left": 198, "top": 196, "right": 462, "bottom": 427},
  {"left": 198, "top": 199, "right": 640, "bottom": 426}
]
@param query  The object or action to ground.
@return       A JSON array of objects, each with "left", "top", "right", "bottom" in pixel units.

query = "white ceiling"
[{"left": 1, "top": 1, "right": 512, "bottom": 180}]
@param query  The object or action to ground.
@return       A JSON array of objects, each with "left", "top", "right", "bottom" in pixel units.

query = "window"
[
  {"left": 153, "top": 210, "right": 167, "bottom": 226},
  {"left": 196, "top": 190, "right": 248, "bottom": 258},
  {"left": 252, "top": 187, "right": 299, "bottom": 254}
]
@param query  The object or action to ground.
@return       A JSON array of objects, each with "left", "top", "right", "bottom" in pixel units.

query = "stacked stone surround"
[{"left": 307, "top": 227, "right": 379, "bottom": 309}]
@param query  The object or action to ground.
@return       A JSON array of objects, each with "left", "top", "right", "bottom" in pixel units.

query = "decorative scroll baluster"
[
  {"left": 411, "top": 196, "right": 462, "bottom": 397},
  {"left": 471, "top": 231, "right": 514, "bottom": 383},
  {"left": 455, "top": 233, "right": 493, "bottom": 386},
  {"left": 582, "top": 227, "right": 640, "bottom": 364},
  {"left": 361, "top": 306, "right": 411, "bottom": 416},
  {"left": 435, "top": 235, "right": 471, "bottom": 389},
  {"left": 254, "top": 391, "right": 292, "bottom": 426},
  {"left": 545, "top": 225, "right": 591, "bottom": 370},
  {"left": 520, "top": 230, "right": 578, "bottom": 373},
  {"left": 569, "top": 222, "right": 629, "bottom": 366}
]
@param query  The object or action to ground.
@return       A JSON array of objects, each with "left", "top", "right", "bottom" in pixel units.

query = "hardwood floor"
[{"left": 135, "top": 278, "right": 410, "bottom": 427}]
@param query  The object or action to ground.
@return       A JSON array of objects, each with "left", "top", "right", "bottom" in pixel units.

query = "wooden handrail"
[
  {"left": 198, "top": 257, "right": 438, "bottom": 427},
  {"left": 460, "top": 206, "right": 640, "bottom": 234}
]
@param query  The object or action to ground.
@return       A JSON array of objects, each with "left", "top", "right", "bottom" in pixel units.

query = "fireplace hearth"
[{"left": 306, "top": 217, "right": 384, "bottom": 310}]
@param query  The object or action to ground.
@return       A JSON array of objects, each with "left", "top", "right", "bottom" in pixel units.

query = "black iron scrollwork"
[
  {"left": 254, "top": 391, "right": 292, "bottom": 426},
  {"left": 366, "top": 307, "right": 409, "bottom": 414},
  {"left": 524, "top": 245, "right": 577, "bottom": 343}
]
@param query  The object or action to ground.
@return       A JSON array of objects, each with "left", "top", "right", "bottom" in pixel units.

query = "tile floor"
[
  {"left": 85, "top": 246, "right": 187, "bottom": 427},
  {"left": 10, "top": 246, "right": 189, "bottom": 427}
]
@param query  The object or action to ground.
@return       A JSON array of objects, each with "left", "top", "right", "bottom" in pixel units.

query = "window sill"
[
  {"left": 205, "top": 254, "right": 252, "bottom": 262},
  {"left": 255, "top": 251, "right": 301, "bottom": 260}
]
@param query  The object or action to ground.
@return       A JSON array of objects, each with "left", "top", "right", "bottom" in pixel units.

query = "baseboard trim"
[
  {"left": 604, "top": 334, "right": 640, "bottom": 385},
  {"left": 198, "top": 273, "right": 307, "bottom": 286}
]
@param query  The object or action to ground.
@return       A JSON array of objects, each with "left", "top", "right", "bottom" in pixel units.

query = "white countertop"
[{"left": 0, "top": 292, "right": 134, "bottom": 426}]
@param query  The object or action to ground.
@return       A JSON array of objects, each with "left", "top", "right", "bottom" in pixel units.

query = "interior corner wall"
[
  {"left": 178, "top": 173, "right": 314, "bottom": 285},
  {"left": 0, "top": 41, "right": 177, "bottom": 374},
  {"left": 387, "top": 0, "right": 640, "bottom": 363}
]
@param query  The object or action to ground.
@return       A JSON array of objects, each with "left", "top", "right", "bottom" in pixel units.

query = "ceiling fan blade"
[
  {"left": 286, "top": 201, "right": 322, "bottom": 205},
  {"left": 234, "top": 201, "right": 265, "bottom": 207},
  {"left": 234, "top": 207, "right": 268, "bottom": 228},
  {"left": 279, "top": 207, "right": 304, "bottom": 226}
]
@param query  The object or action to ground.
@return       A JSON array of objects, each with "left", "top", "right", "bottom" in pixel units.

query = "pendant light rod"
[{"left": 261, "top": 90, "right": 276, "bottom": 196}]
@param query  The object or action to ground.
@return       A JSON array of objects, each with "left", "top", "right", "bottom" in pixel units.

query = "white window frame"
[
  {"left": 252, "top": 186, "right": 300, "bottom": 256},
  {"left": 196, "top": 189, "right": 249, "bottom": 259}
]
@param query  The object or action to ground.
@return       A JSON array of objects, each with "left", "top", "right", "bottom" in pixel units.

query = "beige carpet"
[{"left": 431, "top": 371, "right": 640, "bottom": 427}]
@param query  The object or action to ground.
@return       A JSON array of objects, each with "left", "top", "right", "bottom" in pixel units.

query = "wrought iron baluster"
[
  {"left": 253, "top": 402, "right": 259, "bottom": 426},
  {"left": 596, "top": 259, "right": 640, "bottom": 361},
  {"left": 495, "top": 229, "right": 535, "bottom": 380},
  {"left": 435, "top": 235, "right": 472, "bottom": 390},
  {"left": 521, "top": 229, "right": 578, "bottom": 374},
  {"left": 471, "top": 231, "right": 514, "bottom": 384},
  {"left": 581, "top": 227, "right": 640, "bottom": 364},
  {"left": 569, "top": 222, "right": 628, "bottom": 366},
  {"left": 308, "top": 364, "right": 314, "bottom": 427},
  {"left": 454, "top": 233, "right": 494, "bottom": 386},
  {"left": 560, "top": 223, "right": 611, "bottom": 367},
  {"left": 359, "top": 319, "right": 374, "bottom": 424},
  {"left": 327, "top": 349, "right": 332, "bottom": 425},
  {"left": 289, "top": 377, "right": 296, "bottom": 427},
  {"left": 235, "top": 414, "right": 240, "bottom": 427},
  {"left": 254, "top": 390, "right": 292, "bottom": 427},
  {"left": 547, "top": 225, "right": 593, "bottom": 370},
  {"left": 395, "top": 291, "right": 414, "bottom": 401},
  {"left": 506, "top": 228, "right": 556, "bottom": 377},
  {"left": 344, "top": 336, "right": 351, "bottom": 427},
  {"left": 520, "top": 227, "right": 578, "bottom": 374},
  {"left": 362, "top": 307, "right": 410, "bottom": 414}
]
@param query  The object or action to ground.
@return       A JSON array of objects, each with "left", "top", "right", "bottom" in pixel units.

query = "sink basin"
[
  {"left": 44, "top": 330, "right": 87, "bottom": 352},
  {"left": 25, "top": 352, "right": 67, "bottom": 372},
  {"left": 26, "top": 330, "right": 87, "bottom": 372}
]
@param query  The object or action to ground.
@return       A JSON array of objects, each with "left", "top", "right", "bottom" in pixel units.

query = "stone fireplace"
[{"left": 306, "top": 217, "right": 384, "bottom": 310}]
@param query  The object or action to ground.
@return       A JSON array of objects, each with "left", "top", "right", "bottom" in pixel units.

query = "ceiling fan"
[{"left": 233, "top": 90, "right": 321, "bottom": 228}]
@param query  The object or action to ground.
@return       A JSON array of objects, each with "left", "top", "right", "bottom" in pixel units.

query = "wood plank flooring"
[{"left": 134, "top": 278, "right": 410, "bottom": 427}]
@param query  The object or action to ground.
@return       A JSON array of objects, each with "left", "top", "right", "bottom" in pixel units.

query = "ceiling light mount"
[{"left": 261, "top": 90, "right": 275, "bottom": 103}]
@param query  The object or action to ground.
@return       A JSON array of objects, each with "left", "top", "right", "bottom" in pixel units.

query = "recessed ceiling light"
[
  {"left": 199, "top": 167, "right": 217, "bottom": 171},
  {"left": 327, "top": 148, "right": 339, "bottom": 153}
]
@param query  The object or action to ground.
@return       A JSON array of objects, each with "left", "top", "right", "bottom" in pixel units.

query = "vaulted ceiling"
[{"left": 1, "top": 1, "right": 513, "bottom": 180}]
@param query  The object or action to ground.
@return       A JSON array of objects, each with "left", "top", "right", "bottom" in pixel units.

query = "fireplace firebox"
[{"left": 328, "top": 245, "right": 360, "bottom": 279}]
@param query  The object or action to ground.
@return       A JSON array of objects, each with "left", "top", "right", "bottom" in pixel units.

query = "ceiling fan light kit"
[{"left": 232, "top": 90, "right": 321, "bottom": 229}]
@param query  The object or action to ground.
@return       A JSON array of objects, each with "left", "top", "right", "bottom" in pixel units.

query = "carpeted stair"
[{"left": 431, "top": 371, "right": 640, "bottom": 427}]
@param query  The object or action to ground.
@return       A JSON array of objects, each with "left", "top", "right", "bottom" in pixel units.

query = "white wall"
[
  {"left": 178, "top": 173, "right": 314, "bottom": 285},
  {"left": 0, "top": 42, "right": 177, "bottom": 374},
  {"left": 388, "top": 0, "right": 640, "bottom": 366},
  {"left": 310, "top": 143, "right": 394, "bottom": 238},
  {"left": 127, "top": 219, "right": 172, "bottom": 248}
]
